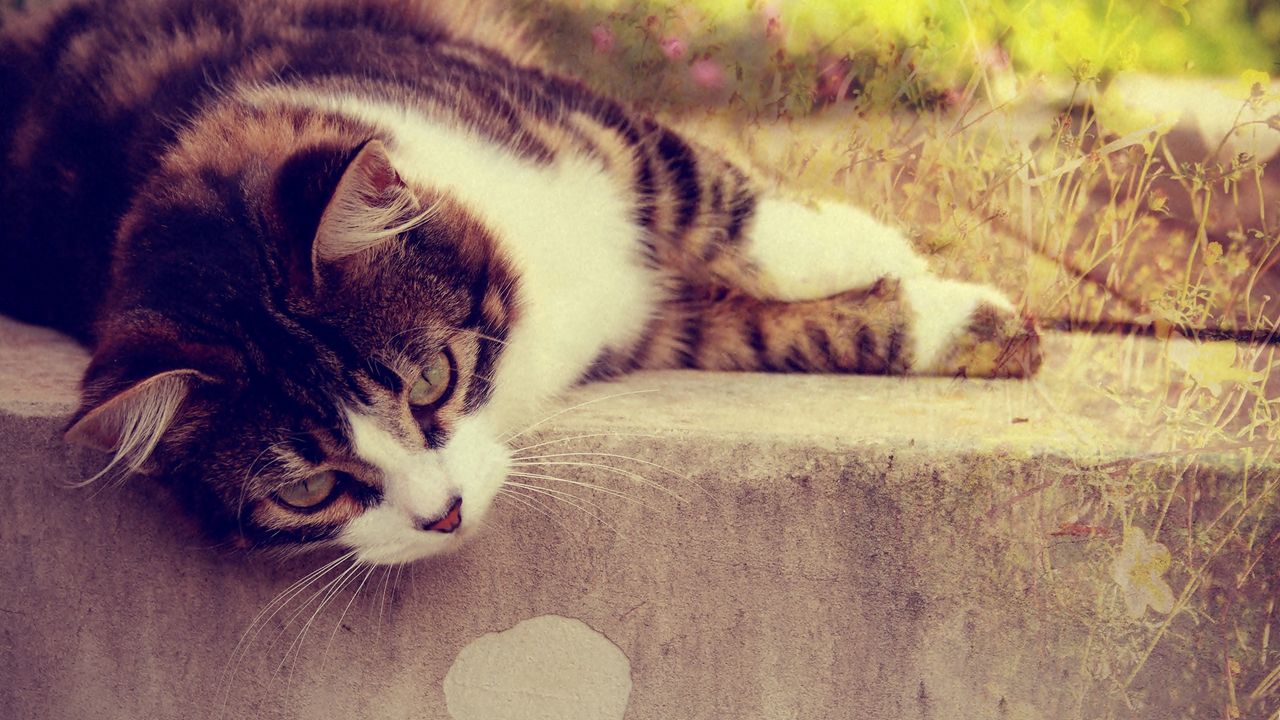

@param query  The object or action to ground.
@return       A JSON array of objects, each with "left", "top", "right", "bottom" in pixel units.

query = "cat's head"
[{"left": 66, "top": 134, "right": 521, "bottom": 565}]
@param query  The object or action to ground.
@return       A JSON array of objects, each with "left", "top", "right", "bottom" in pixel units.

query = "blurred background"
[
  {"left": 7, "top": 0, "right": 1279, "bottom": 108},
  {"left": 510, "top": 0, "right": 1280, "bottom": 111}
]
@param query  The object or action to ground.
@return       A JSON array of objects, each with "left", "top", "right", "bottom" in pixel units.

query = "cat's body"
[{"left": 0, "top": 0, "right": 1040, "bottom": 564}]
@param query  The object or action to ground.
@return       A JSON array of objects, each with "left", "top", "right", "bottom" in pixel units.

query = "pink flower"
[
  {"left": 591, "top": 24, "right": 615, "bottom": 55},
  {"left": 763, "top": 2, "right": 784, "bottom": 40},
  {"left": 660, "top": 35, "right": 687, "bottom": 61},
  {"left": 941, "top": 87, "right": 966, "bottom": 109},
  {"left": 815, "top": 56, "right": 850, "bottom": 103},
  {"left": 690, "top": 59, "right": 725, "bottom": 90}
]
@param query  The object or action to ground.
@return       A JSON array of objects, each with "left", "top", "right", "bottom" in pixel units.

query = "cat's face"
[
  {"left": 66, "top": 139, "right": 521, "bottom": 565},
  {"left": 186, "top": 320, "right": 512, "bottom": 565}
]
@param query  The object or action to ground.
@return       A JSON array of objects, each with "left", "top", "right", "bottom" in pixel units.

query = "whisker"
[
  {"left": 272, "top": 558, "right": 364, "bottom": 680},
  {"left": 496, "top": 488, "right": 574, "bottom": 530},
  {"left": 232, "top": 433, "right": 309, "bottom": 534},
  {"left": 502, "top": 481, "right": 621, "bottom": 534},
  {"left": 445, "top": 325, "right": 510, "bottom": 347},
  {"left": 510, "top": 458, "right": 688, "bottom": 502},
  {"left": 375, "top": 564, "right": 395, "bottom": 639},
  {"left": 380, "top": 324, "right": 509, "bottom": 361},
  {"left": 284, "top": 559, "right": 365, "bottom": 686},
  {"left": 508, "top": 471, "right": 653, "bottom": 508},
  {"left": 501, "top": 389, "right": 658, "bottom": 444},
  {"left": 322, "top": 564, "right": 378, "bottom": 669},
  {"left": 271, "top": 561, "right": 358, "bottom": 672},
  {"left": 509, "top": 431, "right": 661, "bottom": 456},
  {"left": 378, "top": 325, "right": 442, "bottom": 360},
  {"left": 237, "top": 454, "right": 289, "bottom": 527},
  {"left": 218, "top": 551, "right": 355, "bottom": 717},
  {"left": 235, "top": 551, "right": 351, "bottom": 653}
]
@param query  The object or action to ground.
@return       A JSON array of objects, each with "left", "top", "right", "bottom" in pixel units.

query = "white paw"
[
  {"left": 747, "top": 199, "right": 928, "bottom": 302},
  {"left": 899, "top": 276, "right": 1016, "bottom": 374}
]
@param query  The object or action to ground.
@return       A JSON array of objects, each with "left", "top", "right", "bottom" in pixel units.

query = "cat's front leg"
[
  {"left": 743, "top": 199, "right": 929, "bottom": 302},
  {"left": 743, "top": 198, "right": 1042, "bottom": 377},
  {"left": 707, "top": 196, "right": 1043, "bottom": 378},
  {"left": 599, "top": 118, "right": 1042, "bottom": 378},
  {"left": 897, "top": 275, "right": 1042, "bottom": 378}
]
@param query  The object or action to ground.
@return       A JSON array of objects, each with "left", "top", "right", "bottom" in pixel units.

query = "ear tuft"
[
  {"left": 65, "top": 369, "right": 208, "bottom": 485},
  {"left": 312, "top": 139, "right": 428, "bottom": 271}
]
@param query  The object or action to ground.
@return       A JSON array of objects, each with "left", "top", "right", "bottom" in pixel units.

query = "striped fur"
[{"left": 1, "top": 0, "right": 1041, "bottom": 562}]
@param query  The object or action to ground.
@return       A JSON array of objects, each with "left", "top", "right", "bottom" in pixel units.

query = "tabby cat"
[{"left": 0, "top": 0, "right": 1041, "bottom": 565}]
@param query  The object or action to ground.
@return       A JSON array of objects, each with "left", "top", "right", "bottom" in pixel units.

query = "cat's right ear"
[
  {"left": 65, "top": 369, "right": 211, "bottom": 483},
  {"left": 310, "top": 139, "right": 424, "bottom": 288}
]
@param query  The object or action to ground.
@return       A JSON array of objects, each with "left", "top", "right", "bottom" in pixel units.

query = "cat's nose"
[{"left": 417, "top": 496, "right": 462, "bottom": 533}]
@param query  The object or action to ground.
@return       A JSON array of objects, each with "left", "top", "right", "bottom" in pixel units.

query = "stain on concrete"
[{"left": 444, "top": 615, "right": 631, "bottom": 720}]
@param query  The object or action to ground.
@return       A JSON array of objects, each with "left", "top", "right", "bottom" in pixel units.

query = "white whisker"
[
  {"left": 502, "top": 481, "right": 621, "bottom": 534},
  {"left": 273, "top": 558, "right": 365, "bottom": 681},
  {"left": 508, "top": 471, "right": 653, "bottom": 508},
  {"left": 446, "top": 325, "right": 510, "bottom": 347},
  {"left": 510, "top": 458, "right": 688, "bottom": 502},
  {"left": 322, "top": 564, "right": 378, "bottom": 668},
  {"left": 510, "top": 431, "right": 660, "bottom": 455},
  {"left": 497, "top": 487, "right": 573, "bottom": 530},
  {"left": 375, "top": 564, "right": 395, "bottom": 639},
  {"left": 218, "top": 551, "right": 355, "bottom": 718},
  {"left": 501, "top": 388, "right": 658, "bottom": 444}
]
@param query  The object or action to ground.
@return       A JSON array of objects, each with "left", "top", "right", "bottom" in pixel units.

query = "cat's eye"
[
  {"left": 408, "top": 351, "right": 453, "bottom": 408},
  {"left": 276, "top": 470, "right": 340, "bottom": 510}
]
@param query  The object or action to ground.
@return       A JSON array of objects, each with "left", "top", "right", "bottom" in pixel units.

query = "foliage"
[{"left": 548, "top": 0, "right": 1277, "bottom": 78}]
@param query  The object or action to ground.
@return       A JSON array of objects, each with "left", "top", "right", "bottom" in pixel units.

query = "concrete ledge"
[{"left": 2, "top": 315, "right": 1276, "bottom": 719}]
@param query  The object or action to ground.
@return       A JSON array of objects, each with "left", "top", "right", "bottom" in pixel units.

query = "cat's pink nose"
[{"left": 420, "top": 497, "right": 462, "bottom": 533}]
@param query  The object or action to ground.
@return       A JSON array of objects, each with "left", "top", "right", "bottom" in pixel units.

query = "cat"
[{"left": 0, "top": 0, "right": 1041, "bottom": 565}]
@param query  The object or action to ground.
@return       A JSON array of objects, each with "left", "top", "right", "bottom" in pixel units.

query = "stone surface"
[{"left": 2, "top": 314, "right": 1278, "bottom": 720}]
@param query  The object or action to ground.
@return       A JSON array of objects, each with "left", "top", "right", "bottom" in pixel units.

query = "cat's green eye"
[
  {"left": 408, "top": 351, "right": 452, "bottom": 407},
  {"left": 276, "top": 470, "right": 340, "bottom": 510}
]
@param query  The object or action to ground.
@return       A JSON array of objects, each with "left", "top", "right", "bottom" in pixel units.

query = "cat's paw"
[
  {"left": 900, "top": 276, "right": 1043, "bottom": 378},
  {"left": 937, "top": 303, "right": 1043, "bottom": 378}
]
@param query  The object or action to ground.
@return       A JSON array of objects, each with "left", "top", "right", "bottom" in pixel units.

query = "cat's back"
[{"left": 0, "top": 0, "right": 535, "bottom": 340}]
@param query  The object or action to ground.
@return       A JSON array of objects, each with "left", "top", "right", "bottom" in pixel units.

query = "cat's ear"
[
  {"left": 65, "top": 369, "right": 212, "bottom": 481},
  {"left": 312, "top": 139, "right": 423, "bottom": 282}
]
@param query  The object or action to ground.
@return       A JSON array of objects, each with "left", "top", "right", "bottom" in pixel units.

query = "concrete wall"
[{"left": 1, "top": 316, "right": 1271, "bottom": 719}]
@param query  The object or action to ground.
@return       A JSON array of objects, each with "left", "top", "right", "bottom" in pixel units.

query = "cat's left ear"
[
  {"left": 311, "top": 139, "right": 423, "bottom": 287},
  {"left": 65, "top": 368, "right": 213, "bottom": 480}
]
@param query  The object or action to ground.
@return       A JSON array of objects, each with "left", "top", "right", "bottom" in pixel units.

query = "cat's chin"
[{"left": 347, "top": 526, "right": 478, "bottom": 566}]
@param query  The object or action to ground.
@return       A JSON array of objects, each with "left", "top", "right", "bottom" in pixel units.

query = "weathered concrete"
[{"left": 1, "top": 315, "right": 1276, "bottom": 720}]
